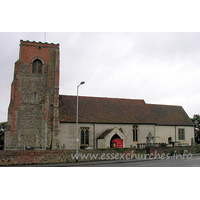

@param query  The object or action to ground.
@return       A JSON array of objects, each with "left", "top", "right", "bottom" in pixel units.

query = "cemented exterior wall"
[
  {"left": 137, "top": 125, "right": 155, "bottom": 143},
  {"left": 60, "top": 123, "right": 93, "bottom": 150},
  {"left": 60, "top": 123, "right": 158, "bottom": 149},
  {"left": 154, "top": 126, "right": 176, "bottom": 143},
  {"left": 59, "top": 123, "right": 194, "bottom": 149},
  {"left": 155, "top": 126, "right": 194, "bottom": 145}
]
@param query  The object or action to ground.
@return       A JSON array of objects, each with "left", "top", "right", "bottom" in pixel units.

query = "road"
[{"left": 79, "top": 155, "right": 200, "bottom": 167}]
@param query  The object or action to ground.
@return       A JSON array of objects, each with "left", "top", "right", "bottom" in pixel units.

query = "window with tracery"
[{"left": 81, "top": 127, "right": 89, "bottom": 145}]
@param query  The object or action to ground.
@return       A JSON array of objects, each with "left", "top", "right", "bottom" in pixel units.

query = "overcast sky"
[
  {"left": 0, "top": 32, "right": 200, "bottom": 122},
  {"left": 1, "top": 1, "right": 200, "bottom": 197}
]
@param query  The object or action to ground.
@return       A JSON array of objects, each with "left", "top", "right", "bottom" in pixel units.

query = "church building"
[{"left": 4, "top": 40, "right": 194, "bottom": 150}]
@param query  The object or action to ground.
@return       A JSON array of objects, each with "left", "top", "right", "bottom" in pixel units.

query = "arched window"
[
  {"left": 32, "top": 59, "right": 42, "bottom": 74},
  {"left": 80, "top": 127, "right": 90, "bottom": 145}
]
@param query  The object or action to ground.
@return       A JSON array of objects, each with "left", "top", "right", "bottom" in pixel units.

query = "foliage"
[
  {"left": 169, "top": 141, "right": 175, "bottom": 146},
  {"left": 0, "top": 122, "right": 7, "bottom": 150},
  {"left": 56, "top": 142, "right": 60, "bottom": 149},
  {"left": 194, "top": 144, "right": 200, "bottom": 153},
  {"left": 169, "top": 149, "right": 176, "bottom": 156},
  {"left": 192, "top": 114, "right": 200, "bottom": 144},
  {"left": 80, "top": 145, "right": 88, "bottom": 149},
  {"left": 179, "top": 148, "right": 185, "bottom": 155},
  {"left": 159, "top": 143, "right": 167, "bottom": 147}
]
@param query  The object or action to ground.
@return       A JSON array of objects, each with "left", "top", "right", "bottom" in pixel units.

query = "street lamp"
[{"left": 76, "top": 81, "right": 85, "bottom": 162}]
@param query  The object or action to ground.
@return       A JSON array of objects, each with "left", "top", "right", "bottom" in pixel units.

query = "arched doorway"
[
  {"left": 168, "top": 137, "right": 172, "bottom": 144},
  {"left": 110, "top": 134, "right": 123, "bottom": 148}
]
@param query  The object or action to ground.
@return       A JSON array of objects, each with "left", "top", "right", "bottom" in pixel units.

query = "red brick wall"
[
  {"left": 0, "top": 148, "right": 136, "bottom": 166},
  {"left": 19, "top": 40, "right": 59, "bottom": 64}
]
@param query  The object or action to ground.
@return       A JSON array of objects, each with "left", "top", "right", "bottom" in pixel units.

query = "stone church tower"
[{"left": 5, "top": 40, "right": 60, "bottom": 150}]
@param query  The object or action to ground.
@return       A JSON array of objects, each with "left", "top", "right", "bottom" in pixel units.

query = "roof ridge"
[
  {"left": 59, "top": 94, "right": 145, "bottom": 102},
  {"left": 147, "top": 103, "right": 181, "bottom": 107}
]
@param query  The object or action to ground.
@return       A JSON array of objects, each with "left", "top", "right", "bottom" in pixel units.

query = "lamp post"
[{"left": 76, "top": 81, "right": 85, "bottom": 162}]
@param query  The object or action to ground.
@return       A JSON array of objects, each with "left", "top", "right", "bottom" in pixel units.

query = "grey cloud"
[{"left": 0, "top": 32, "right": 200, "bottom": 122}]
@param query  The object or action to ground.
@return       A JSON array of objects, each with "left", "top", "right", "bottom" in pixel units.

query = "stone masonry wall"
[{"left": 5, "top": 40, "right": 60, "bottom": 150}]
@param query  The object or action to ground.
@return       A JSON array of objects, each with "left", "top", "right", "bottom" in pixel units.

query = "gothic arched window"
[
  {"left": 32, "top": 59, "right": 42, "bottom": 74},
  {"left": 81, "top": 127, "right": 90, "bottom": 145}
]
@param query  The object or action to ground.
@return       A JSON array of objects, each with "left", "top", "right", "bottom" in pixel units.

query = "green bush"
[
  {"left": 196, "top": 144, "right": 200, "bottom": 153},
  {"left": 159, "top": 143, "right": 167, "bottom": 147},
  {"left": 179, "top": 148, "right": 185, "bottom": 155},
  {"left": 80, "top": 145, "right": 88, "bottom": 149},
  {"left": 169, "top": 149, "right": 177, "bottom": 156}
]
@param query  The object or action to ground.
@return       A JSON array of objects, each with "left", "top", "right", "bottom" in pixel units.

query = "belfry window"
[{"left": 32, "top": 59, "right": 42, "bottom": 74}]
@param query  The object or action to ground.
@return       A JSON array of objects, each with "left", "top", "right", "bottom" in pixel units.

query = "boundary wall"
[{"left": 0, "top": 146, "right": 199, "bottom": 166}]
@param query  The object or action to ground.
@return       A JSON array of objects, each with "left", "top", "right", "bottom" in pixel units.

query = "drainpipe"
[
  {"left": 175, "top": 126, "right": 177, "bottom": 143},
  {"left": 93, "top": 123, "right": 95, "bottom": 149}
]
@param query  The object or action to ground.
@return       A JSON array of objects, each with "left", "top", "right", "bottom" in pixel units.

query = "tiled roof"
[
  {"left": 97, "top": 129, "right": 114, "bottom": 139},
  {"left": 59, "top": 95, "right": 194, "bottom": 126},
  {"left": 147, "top": 104, "right": 194, "bottom": 126},
  {"left": 59, "top": 95, "right": 155, "bottom": 124}
]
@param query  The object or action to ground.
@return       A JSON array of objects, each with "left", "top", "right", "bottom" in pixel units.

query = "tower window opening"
[
  {"left": 32, "top": 59, "right": 42, "bottom": 75},
  {"left": 33, "top": 92, "right": 37, "bottom": 101}
]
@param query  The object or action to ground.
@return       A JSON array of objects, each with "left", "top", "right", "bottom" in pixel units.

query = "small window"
[
  {"left": 178, "top": 129, "right": 185, "bottom": 140},
  {"left": 80, "top": 127, "right": 90, "bottom": 145},
  {"left": 133, "top": 125, "right": 138, "bottom": 141},
  {"left": 32, "top": 59, "right": 42, "bottom": 75},
  {"left": 33, "top": 92, "right": 37, "bottom": 101}
]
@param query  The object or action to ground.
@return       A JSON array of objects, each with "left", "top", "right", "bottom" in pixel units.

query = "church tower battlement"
[{"left": 5, "top": 40, "right": 60, "bottom": 150}]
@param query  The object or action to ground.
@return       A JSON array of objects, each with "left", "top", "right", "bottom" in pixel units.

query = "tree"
[
  {"left": 0, "top": 122, "right": 7, "bottom": 150},
  {"left": 192, "top": 115, "right": 200, "bottom": 144}
]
